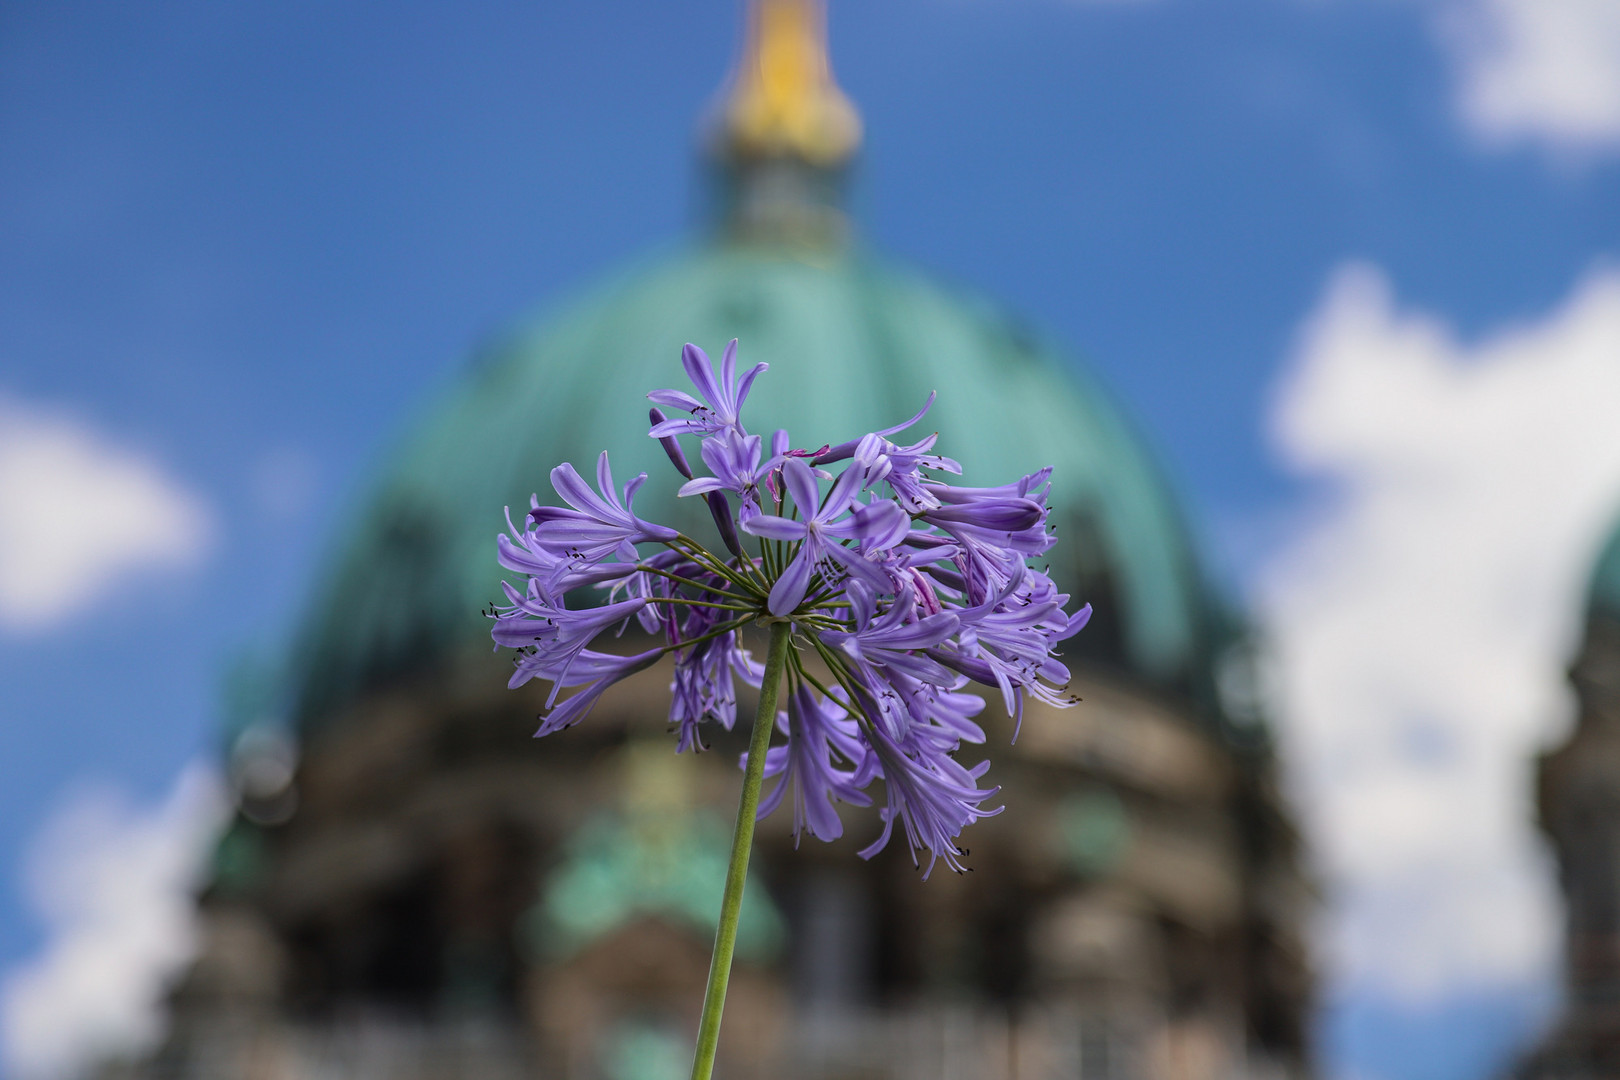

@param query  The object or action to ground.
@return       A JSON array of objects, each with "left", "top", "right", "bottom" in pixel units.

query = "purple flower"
[
  {"left": 491, "top": 338, "right": 1092, "bottom": 884},
  {"left": 668, "top": 602, "right": 764, "bottom": 753},
  {"left": 603, "top": 548, "right": 691, "bottom": 635},
  {"left": 814, "top": 392, "right": 937, "bottom": 466},
  {"left": 677, "top": 430, "right": 770, "bottom": 522},
  {"left": 922, "top": 470, "right": 1056, "bottom": 559},
  {"left": 853, "top": 429, "right": 962, "bottom": 513},
  {"left": 530, "top": 648, "right": 663, "bottom": 736},
  {"left": 493, "top": 581, "right": 650, "bottom": 697},
  {"left": 647, "top": 340, "right": 768, "bottom": 438},
  {"left": 923, "top": 496, "right": 1042, "bottom": 533},
  {"left": 858, "top": 721, "right": 1002, "bottom": 879},
  {"left": 742, "top": 459, "right": 910, "bottom": 615},
  {"left": 498, "top": 504, "right": 640, "bottom": 594},
  {"left": 752, "top": 684, "right": 872, "bottom": 844},
  {"left": 530, "top": 451, "right": 677, "bottom": 563},
  {"left": 930, "top": 566, "right": 1093, "bottom": 736},
  {"left": 885, "top": 669, "right": 988, "bottom": 747},
  {"left": 820, "top": 593, "right": 961, "bottom": 687}
]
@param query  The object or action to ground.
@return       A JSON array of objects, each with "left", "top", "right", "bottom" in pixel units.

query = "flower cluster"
[{"left": 492, "top": 340, "right": 1091, "bottom": 876}]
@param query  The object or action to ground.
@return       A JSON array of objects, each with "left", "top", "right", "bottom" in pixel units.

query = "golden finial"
[{"left": 718, "top": 0, "right": 862, "bottom": 168}]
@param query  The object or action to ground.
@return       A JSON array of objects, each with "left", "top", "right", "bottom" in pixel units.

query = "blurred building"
[
  {"left": 1521, "top": 523, "right": 1620, "bottom": 1079},
  {"left": 132, "top": 3, "right": 1311, "bottom": 1078}
]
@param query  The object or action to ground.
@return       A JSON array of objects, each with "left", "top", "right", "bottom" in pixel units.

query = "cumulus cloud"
[
  {"left": 1260, "top": 261, "right": 1620, "bottom": 1001},
  {"left": 0, "top": 764, "right": 228, "bottom": 1080},
  {"left": 0, "top": 396, "right": 212, "bottom": 631},
  {"left": 1438, "top": 0, "right": 1620, "bottom": 151}
]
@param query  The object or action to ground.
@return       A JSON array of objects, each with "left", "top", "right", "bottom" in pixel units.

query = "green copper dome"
[{"left": 291, "top": 240, "right": 1221, "bottom": 729}]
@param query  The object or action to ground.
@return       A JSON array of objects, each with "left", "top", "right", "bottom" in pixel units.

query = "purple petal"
[
  {"left": 1062, "top": 603, "right": 1093, "bottom": 639},
  {"left": 741, "top": 515, "right": 807, "bottom": 541},
  {"left": 924, "top": 498, "right": 1042, "bottom": 532},
  {"left": 821, "top": 542, "right": 893, "bottom": 593},
  {"left": 720, "top": 338, "right": 738, "bottom": 399},
  {"left": 768, "top": 546, "right": 818, "bottom": 616},
  {"left": 595, "top": 452, "right": 617, "bottom": 510},
  {"left": 528, "top": 505, "right": 584, "bottom": 525},
  {"left": 549, "top": 463, "right": 605, "bottom": 516},
  {"left": 876, "top": 611, "right": 961, "bottom": 650},
  {"left": 648, "top": 389, "right": 705, "bottom": 414},
  {"left": 756, "top": 766, "right": 791, "bottom": 819},
  {"left": 648, "top": 419, "right": 701, "bottom": 438},
  {"left": 623, "top": 471, "right": 648, "bottom": 505},
  {"left": 876, "top": 391, "right": 936, "bottom": 438},
  {"left": 682, "top": 343, "right": 723, "bottom": 408},
  {"left": 819, "top": 464, "right": 866, "bottom": 520},
  {"left": 802, "top": 787, "right": 846, "bottom": 841},
  {"left": 780, "top": 458, "right": 822, "bottom": 520},
  {"left": 736, "top": 361, "right": 769, "bottom": 411},
  {"left": 877, "top": 651, "right": 961, "bottom": 687},
  {"left": 841, "top": 501, "right": 911, "bottom": 549},
  {"left": 814, "top": 393, "right": 939, "bottom": 467}
]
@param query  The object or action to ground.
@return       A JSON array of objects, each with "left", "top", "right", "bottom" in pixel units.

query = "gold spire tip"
[{"left": 718, "top": 0, "right": 862, "bottom": 168}]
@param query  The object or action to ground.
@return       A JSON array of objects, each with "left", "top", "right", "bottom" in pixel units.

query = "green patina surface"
[
  {"left": 290, "top": 239, "right": 1220, "bottom": 728},
  {"left": 1590, "top": 518, "right": 1620, "bottom": 618},
  {"left": 522, "top": 809, "right": 784, "bottom": 963}
]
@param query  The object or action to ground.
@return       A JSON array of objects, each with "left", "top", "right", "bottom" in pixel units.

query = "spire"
[
  {"left": 716, "top": 0, "right": 861, "bottom": 169},
  {"left": 709, "top": 0, "right": 860, "bottom": 246}
]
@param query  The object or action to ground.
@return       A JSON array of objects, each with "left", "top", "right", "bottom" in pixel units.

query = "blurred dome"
[
  {"left": 286, "top": 0, "right": 1232, "bottom": 734},
  {"left": 291, "top": 240, "right": 1224, "bottom": 730}
]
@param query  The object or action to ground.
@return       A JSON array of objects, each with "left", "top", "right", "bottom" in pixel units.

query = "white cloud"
[
  {"left": 1439, "top": 0, "right": 1620, "bottom": 151},
  {"left": 1261, "top": 261, "right": 1620, "bottom": 1002},
  {"left": 0, "top": 396, "right": 213, "bottom": 631},
  {"left": 0, "top": 764, "right": 228, "bottom": 1080}
]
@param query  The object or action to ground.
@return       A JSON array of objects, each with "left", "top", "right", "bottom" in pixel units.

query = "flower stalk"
[{"left": 689, "top": 619, "right": 791, "bottom": 1080}]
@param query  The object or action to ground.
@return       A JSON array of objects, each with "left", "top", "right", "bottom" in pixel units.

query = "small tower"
[{"left": 1521, "top": 523, "right": 1620, "bottom": 1078}]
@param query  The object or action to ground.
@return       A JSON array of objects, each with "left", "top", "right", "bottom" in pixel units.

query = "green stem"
[{"left": 689, "top": 619, "right": 791, "bottom": 1080}]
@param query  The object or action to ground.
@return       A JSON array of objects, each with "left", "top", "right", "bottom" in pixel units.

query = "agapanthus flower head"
[{"left": 490, "top": 339, "right": 1089, "bottom": 876}]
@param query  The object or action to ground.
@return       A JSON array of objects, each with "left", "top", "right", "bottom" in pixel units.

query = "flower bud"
[{"left": 649, "top": 407, "right": 694, "bottom": 479}]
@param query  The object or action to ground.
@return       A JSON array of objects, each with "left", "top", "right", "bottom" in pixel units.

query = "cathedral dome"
[
  {"left": 287, "top": 0, "right": 1230, "bottom": 734},
  {"left": 291, "top": 239, "right": 1223, "bottom": 729}
]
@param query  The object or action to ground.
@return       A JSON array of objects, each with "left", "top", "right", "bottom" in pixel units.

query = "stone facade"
[{"left": 125, "top": 632, "right": 1310, "bottom": 1080}]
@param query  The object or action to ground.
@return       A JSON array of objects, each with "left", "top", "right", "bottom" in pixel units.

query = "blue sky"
[{"left": 2, "top": 2, "right": 1618, "bottom": 1078}]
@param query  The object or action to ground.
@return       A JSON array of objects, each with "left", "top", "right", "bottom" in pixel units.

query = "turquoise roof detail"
[
  {"left": 1589, "top": 518, "right": 1620, "bottom": 619},
  {"left": 291, "top": 241, "right": 1218, "bottom": 727},
  {"left": 523, "top": 809, "right": 784, "bottom": 962}
]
